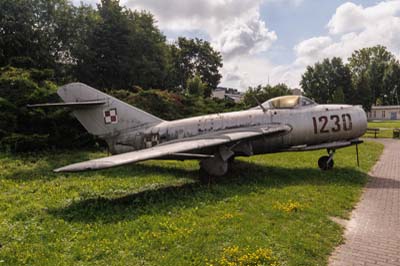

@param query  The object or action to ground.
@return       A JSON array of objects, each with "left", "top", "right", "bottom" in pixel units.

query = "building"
[
  {"left": 291, "top": 88, "right": 303, "bottom": 96},
  {"left": 212, "top": 87, "right": 243, "bottom": 103},
  {"left": 367, "top": 105, "right": 400, "bottom": 120}
]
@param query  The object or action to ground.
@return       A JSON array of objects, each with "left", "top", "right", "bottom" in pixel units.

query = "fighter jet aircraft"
[{"left": 29, "top": 83, "right": 367, "bottom": 178}]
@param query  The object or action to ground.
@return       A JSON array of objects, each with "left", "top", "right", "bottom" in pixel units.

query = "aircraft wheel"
[
  {"left": 199, "top": 155, "right": 229, "bottom": 184},
  {"left": 200, "top": 156, "right": 228, "bottom": 176},
  {"left": 318, "top": 156, "right": 334, "bottom": 170}
]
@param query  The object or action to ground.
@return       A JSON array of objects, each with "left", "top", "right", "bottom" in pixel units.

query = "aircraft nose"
[{"left": 356, "top": 105, "right": 368, "bottom": 134}]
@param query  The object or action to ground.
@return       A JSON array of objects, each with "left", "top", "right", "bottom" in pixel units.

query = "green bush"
[
  {"left": 0, "top": 97, "right": 17, "bottom": 138},
  {"left": 0, "top": 67, "right": 242, "bottom": 153},
  {"left": 0, "top": 67, "right": 97, "bottom": 153},
  {"left": 0, "top": 133, "right": 49, "bottom": 152}
]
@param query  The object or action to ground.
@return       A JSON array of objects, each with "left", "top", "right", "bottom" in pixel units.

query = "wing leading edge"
[{"left": 54, "top": 125, "right": 291, "bottom": 172}]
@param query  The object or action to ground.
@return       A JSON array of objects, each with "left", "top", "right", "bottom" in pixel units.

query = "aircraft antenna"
[{"left": 253, "top": 96, "right": 267, "bottom": 113}]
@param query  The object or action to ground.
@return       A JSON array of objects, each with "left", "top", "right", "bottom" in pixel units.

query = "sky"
[{"left": 73, "top": 0, "right": 400, "bottom": 90}]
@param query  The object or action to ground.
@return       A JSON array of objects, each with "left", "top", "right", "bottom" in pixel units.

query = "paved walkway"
[{"left": 330, "top": 139, "right": 400, "bottom": 266}]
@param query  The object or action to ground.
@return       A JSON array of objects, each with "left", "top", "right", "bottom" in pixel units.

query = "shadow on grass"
[
  {"left": 97, "top": 162, "right": 200, "bottom": 180},
  {"left": 48, "top": 160, "right": 370, "bottom": 224},
  {"left": 2, "top": 152, "right": 201, "bottom": 181}
]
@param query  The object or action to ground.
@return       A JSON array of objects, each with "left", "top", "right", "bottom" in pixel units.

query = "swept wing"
[{"left": 54, "top": 125, "right": 291, "bottom": 172}]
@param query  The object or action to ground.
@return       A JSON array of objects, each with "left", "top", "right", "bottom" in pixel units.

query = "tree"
[
  {"left": 75, "top": 0, "right": 169, "bottom": 90},
  {"left": 300, "top": 57, "right": 352, "bottom": 104},
  {"left": 243, "top": 83, "right": 292, "bottom": 107},
  {"left": 347, "top": 45, "right": 396, "bottom": 109},
  {"left": 0, "top": 0, "right": 237, "bottom": 152},
  {"left": 331, "top": 87, "right": 345, "bottom": 104},
  {"left": 382, "top": 60, "right": 400, "bottom": 106},
  {"left": 127, "top": 11, "right": 170, "bottom": 90},
  {"left": 186, "top": 75, "right": 206, "bottom": 97},
  {"left": 0, "top": 0, "right": 84, "bottom": 77},
  {"left": 0, "top": 66, "right": 96, "bottom": 152},
  {"left": 171, "top": 38, "right": 223, "bottom": 97},
  {"left": 75, "top": 0, "right": 132, "bottom": 89}
]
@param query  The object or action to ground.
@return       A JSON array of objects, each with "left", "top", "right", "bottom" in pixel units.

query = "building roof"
[{"left": 371, "top": 105, "right": 400, "bottom": 110}]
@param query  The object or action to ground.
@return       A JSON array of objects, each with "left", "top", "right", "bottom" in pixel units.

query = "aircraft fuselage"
[{"left": 110, "top": 104, "right": 367, "bottom": 156}]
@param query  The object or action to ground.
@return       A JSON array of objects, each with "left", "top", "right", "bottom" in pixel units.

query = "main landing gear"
[
  {"left": 318, "top": 149, "right": 335, "bottom": 170},
  {"left": 199, "top": 155, "right": 233, "bottom": 184}
]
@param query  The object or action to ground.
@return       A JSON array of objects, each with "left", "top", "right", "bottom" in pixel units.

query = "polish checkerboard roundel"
[{"left": 104, "top": 108, "right": 118, "bottom": 124}]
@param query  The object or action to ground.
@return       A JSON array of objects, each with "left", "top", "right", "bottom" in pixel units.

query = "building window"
[
  {"left": 382, "top": 110, "right": 385, "bottom": 118},
  {"left": 373, "top": 111, "right": 376, "bottom": 118}
]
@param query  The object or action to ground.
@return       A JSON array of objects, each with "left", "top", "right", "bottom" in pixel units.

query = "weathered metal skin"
[
  {"left": 43, "top": 83, "right": 368, "bottom": 176},
  {"left": 111, "top": 104, "right": 367, "bottom": 157}
]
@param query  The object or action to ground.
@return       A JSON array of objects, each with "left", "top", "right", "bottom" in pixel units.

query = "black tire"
[{"left": 318, "top": 156, "right": 334, "bottom": 170}]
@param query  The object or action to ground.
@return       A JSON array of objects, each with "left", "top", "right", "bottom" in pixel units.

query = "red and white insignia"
[{"left": 104, "top": 108, "right": 118, "bottom": 124}]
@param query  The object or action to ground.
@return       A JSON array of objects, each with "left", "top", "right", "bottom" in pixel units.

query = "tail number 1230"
[{"left": 312, "top": 114, "right": 352, "bottom": 134}]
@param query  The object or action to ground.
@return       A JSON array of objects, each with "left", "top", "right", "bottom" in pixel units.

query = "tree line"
[
  {"left": 0, "top": 0, "right": 231, "bottom": 152},
  {"left": 300, "top": 45, "right": 400, "bottom": 110},
  {"left": 243, "top": 45, "right": 400, "bottom": 112},
  {"left": 0, "top": 0, "right": 222, "bottom": 94}
]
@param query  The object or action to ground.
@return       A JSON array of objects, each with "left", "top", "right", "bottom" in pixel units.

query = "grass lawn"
[
  {"left": 0, "top": 141, "right": 383, "bottom": 266},
  {"left": 364, "top": 120, "right": 400, "bottom": 138}
]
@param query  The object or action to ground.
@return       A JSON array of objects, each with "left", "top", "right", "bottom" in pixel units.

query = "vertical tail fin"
[{"left": 57, "top": 83, "right": 163, "bottom": 137}]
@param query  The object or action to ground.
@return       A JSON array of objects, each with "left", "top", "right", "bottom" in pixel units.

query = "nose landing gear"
[{"left": 318, "top": 149, "right": 335, "bottom": 170}]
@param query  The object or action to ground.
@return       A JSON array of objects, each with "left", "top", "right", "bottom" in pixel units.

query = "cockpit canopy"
[{"left": 258, "top": 95, "right": 316, "bottom": 110}]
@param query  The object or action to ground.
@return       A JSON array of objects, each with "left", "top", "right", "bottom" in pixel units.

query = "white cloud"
[
  {"left": 220, "top": 56, "right": 304, "bottom": 90},
  {"left": 125, "top": 0, "right": 277, "bottom": 60},
  {"left": 220, "top": 56, "right": 275, "bottom": 89},
  {"left": 277, "top": 1, "right": 400, "bottom": 88},
  {"left": 267, "top": 0, "right": 304, "bottom": 7},
  {"left": 294, "top": 36, "right": 333, "bottom": 65},
  {"left": 299, "top": 1, "right": 400, "bottom": 62},
  {"left": 124, "top": 0, "right": 281, "bottom": 89},
  {"left": 125, "top": 0, "right": 260, "bottom": 31},
  {"left": 327, "top": 1, "right": 400, "bottom": 34},
  {"left": 214, "top": 9, "right": 277, "bottom": 59}
]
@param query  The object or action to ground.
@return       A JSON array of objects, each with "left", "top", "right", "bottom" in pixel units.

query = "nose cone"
[{"left": 356, "top": 105, "right": 368, "bottom": 136}]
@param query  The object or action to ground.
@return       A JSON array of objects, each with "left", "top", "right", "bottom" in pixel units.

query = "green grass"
[
  {"left": 0, "top": 142, "right": 383, "bottom": 266},
  {"left": 364, "top": 120, "right": 400, "bottom": 138}
]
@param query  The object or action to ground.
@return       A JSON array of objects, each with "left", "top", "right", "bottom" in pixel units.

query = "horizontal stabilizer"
[{"left": 27, "top": 100, "right": 106, "bottom": 108}]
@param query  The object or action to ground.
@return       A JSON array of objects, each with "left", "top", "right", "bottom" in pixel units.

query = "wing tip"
[
  {"left": 53, "top": 161, "right": 116, "bottom": 173},
  {"left": 53, "top": 166, "right": 75, "bottom": 173}
]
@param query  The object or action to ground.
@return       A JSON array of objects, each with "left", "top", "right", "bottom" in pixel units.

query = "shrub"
[{"left": 0, "top": 133, "right": 49, "bottom": 152}]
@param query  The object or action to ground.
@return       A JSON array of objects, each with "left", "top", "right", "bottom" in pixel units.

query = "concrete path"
[{"left": 330, "top": 139, "right": 400, "bottom": 266}]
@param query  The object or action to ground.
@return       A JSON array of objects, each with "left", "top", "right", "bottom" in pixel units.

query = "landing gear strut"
[{"left": 318, "top": 149, "right": 335, "bottom": 170}]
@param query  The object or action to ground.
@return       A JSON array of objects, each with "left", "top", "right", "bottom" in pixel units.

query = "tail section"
[{"left": 57, "top": 83, "right": 163, "bottom": 137}]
